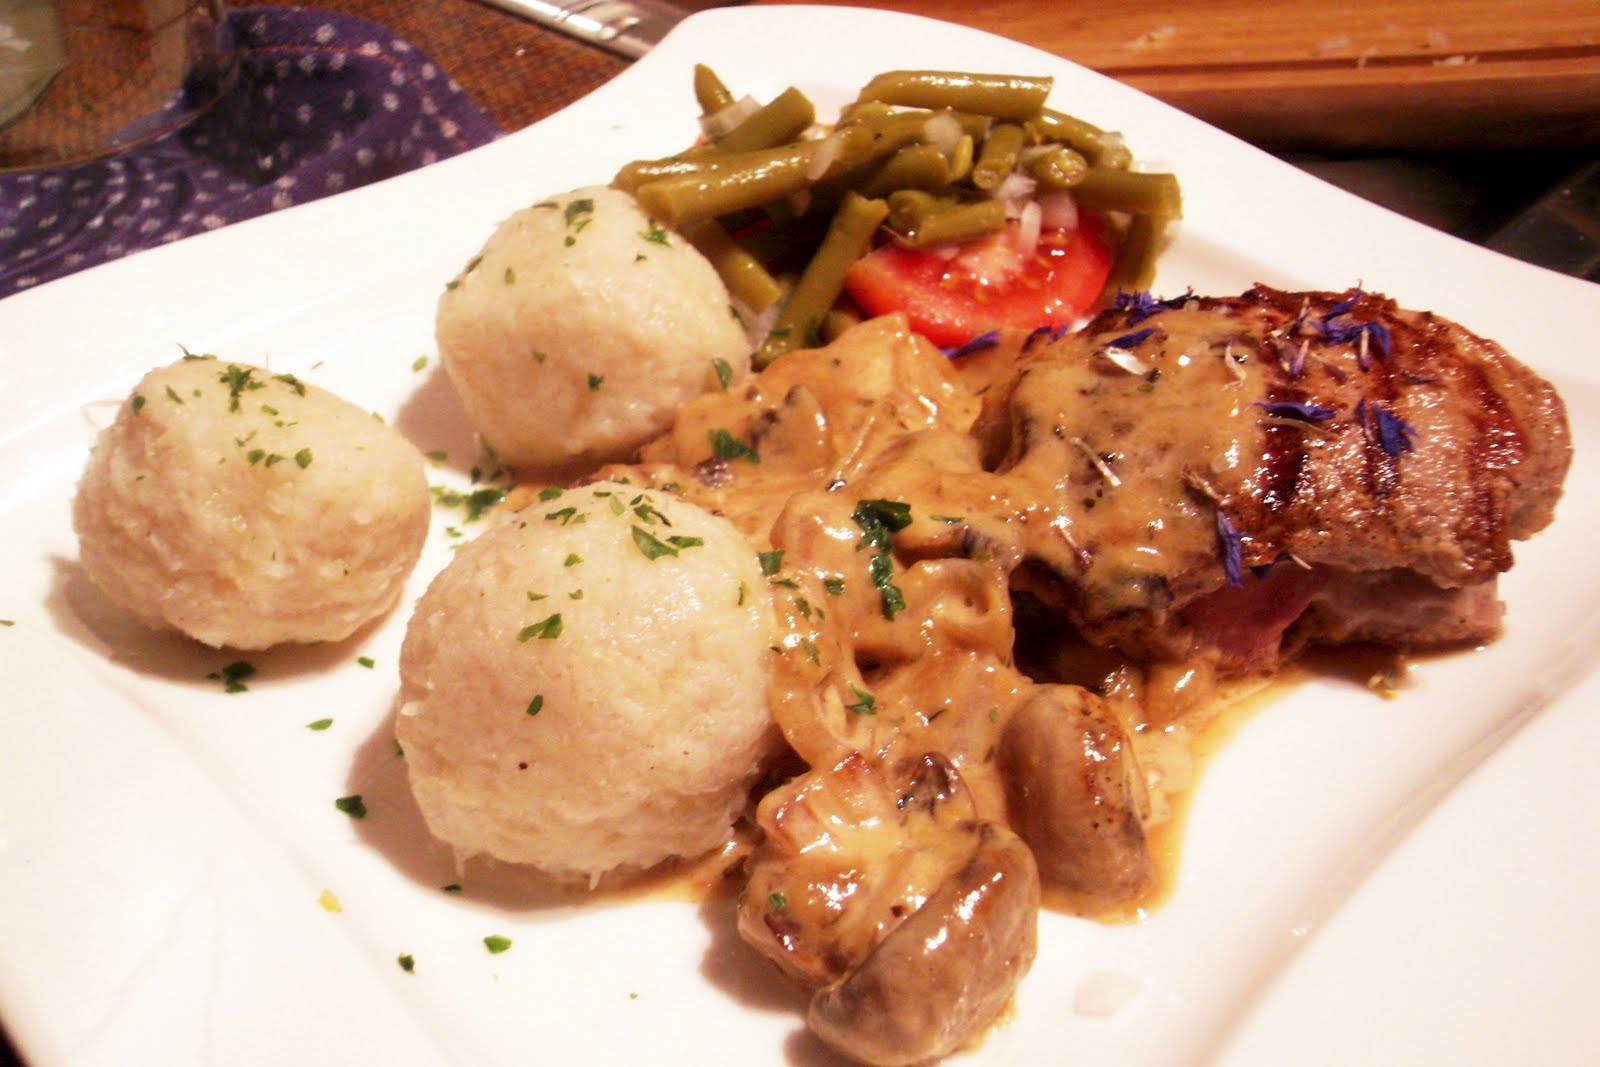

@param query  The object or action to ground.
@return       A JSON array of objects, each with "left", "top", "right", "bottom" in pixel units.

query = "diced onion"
[
  {"left": 1101, "top": 345, "right": 1152, "bottom": 376},
  {"left": 992, "top": 171, "right": 1037, "bottom": 216},
  {"left": 804, "top": 133, "right": 842, "bottom": 181},
  {"left": 698, "top": 94, "right": 761, "bottom": 139},
  {"left": 1015, "top": 199, "right": 1042, "bottom": 256},
  {"left": 1038, "top": 190, "right": 1079, "bottom": 232},
  {"left": 922, "top": 111, "right": 965, "bottom": 157}
]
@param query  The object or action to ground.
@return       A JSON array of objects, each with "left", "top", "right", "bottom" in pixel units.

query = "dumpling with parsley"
[
  {"left": 395, "top": 479, "right": 780, "bottom": 884},
  {"left": 72, "top": 355, "right": 430, "bottom": 650},
  {"left": 435, "top": 185, "right": 750, "bottom": 476}
]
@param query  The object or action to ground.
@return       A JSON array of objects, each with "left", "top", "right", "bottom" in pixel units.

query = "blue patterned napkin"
[{"left": 0, "top": 6, "right": 503, "bottom": 300}]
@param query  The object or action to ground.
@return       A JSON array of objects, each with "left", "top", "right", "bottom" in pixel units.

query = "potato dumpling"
[
  {"left": 72, "top": 356, "right": 430, "bottom": 650},
  {"left": 396, "top": 480, "right": 779, "bottom": 883},
  {"left": 435, "top": 185, "right": 749, "bottom": 475}
]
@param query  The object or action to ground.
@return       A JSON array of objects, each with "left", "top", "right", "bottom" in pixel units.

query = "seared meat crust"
[{"left": 977, "top": 284, "right": 1571, "bottom": 667}]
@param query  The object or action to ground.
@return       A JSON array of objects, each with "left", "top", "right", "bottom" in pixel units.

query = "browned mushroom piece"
[
  {"left": 997, "top": 684, "right": 1154, "bottom": 909},
  {"left": 808, "top": 820, "right": 1039, "bottom": 1066},
  {"left": 737, "top": 752, "right": 1040, "bottom": 1065}
]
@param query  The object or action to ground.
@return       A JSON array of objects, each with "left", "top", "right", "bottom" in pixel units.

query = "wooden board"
[{"left": 754, "top": 0, "right": 1600, "bottom": 151}]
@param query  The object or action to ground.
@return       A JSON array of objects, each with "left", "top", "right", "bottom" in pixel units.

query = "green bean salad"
[{"left": 611, "top": 67, "right": 1182, "bottom": 365}]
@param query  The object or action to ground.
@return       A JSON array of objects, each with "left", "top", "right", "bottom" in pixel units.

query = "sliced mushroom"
[
  {"left": 997, "top": 684, "right": 1153, "bottom": 910},
  {"left": 737, "top": 752, "right": 986, "bottom": 988},
  {"left": 808, "top": 820, "right": 1039, "bottom": 1066},
  {"left": 737, "top": 752, "right": 1040, "bottom": 1065}
]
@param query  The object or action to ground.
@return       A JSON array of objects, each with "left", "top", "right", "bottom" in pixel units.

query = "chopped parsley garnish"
[
  {"left": 869, "top": 553, "right": 906, "bottom": 618},
  {"left": 357, "top": 656, "right": 375, "bottom": 669},
  {"left": 207, "top": 660, "right": 255, "bottom": 693},
  {"left": 639, "top": 218, "right": 670, "bottom": 245},
  {"left": 587, "top": 373, "right": 604, "bottom": 391},
  {"left": 306, "top": 718, "right": 334, "bottom": 731},
  {"left": 430, "top": 485, "right": 506, "bottom": 522},
  {"left": 294, "top": 447, "right": 314, "bottom": 469},
  {"left": 130, "top": 394, "right": 146, "bottom": 414},
  {"left": 563, "top": 552, "right": 583, "bottom": 567},
  {"left": 562, "top": 198, "right": 595, "bottom": 246},
  {"left": 412, "top": 354, "right": 429, "bottom": 372},
  {"left": 397, "top": 954, "right": 416, "bottom": 973},
  {"left": 712, "top": 357, "right": 733, "bottom": 390},
  {"left": 517, "top": 614, "right": 564, "bottom": 641},
  {"left": 527, "top": 694, "right": 545, "bottom": 716},
  {"left": 483, "top": 935, "right": 513, "bottom": 955},
  {"left": 631, "top": 525, "right": 679, "bottom": 560},
  {"left": 851, "top": 500, "right": 911, "bottom": 620},
  {"left": 845, "top": 685, "right": 878, "bottom": 715},
  {"left": 504, "top": 266, "right": 517, "bottom": 285},
  {"left": 768, "top": 891, "right": 788, "bottom": 911},
  {"left": 823, "top": 577, "right": 845, "bottom": 596},
  {"left": 165, "top": 385, "right": 184, "bottom": 404},
  {"left": 538, "top": 486, "right": 564, "bottom": 501},
  {"left": 335, "top": 794, "right": 367, "bottom": 819},
  {"left": 709, "top": 428, "right": 759, "bottom": 464},
  {"left": 851, "top": 499, "right": 913, "bottom": 545},
  {"left": 564, "top": 198, "right": 594, "bottom": 228},
  {"left": 217, "top": 365, "right": 254, "bottom": 409},
  {"left": 758, "top": 550, "right": 784, "bottom": 576}
]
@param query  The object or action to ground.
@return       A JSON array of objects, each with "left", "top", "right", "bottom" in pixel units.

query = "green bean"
[
  {"left": 972, "top": 122, "right": 1025, "bottom": 190},
  {"left": 856, "top": 70, "right": 1052, "bottom": 122},
  {"left": 680, "top": 218, "right": 784, "bottom": 313},
  {"left": 1021, "top": 145, "right": 1089, "bottom": 190},
  {"left": 859, "top": 143, "right": 952, "bottom": 196},
  {"left": 631, "top": 125, "right": 878, "bottom": 224},
  {"left": 946, "top": 134, "right": 975, "bottom": 183},
  {"left": 1028, "top": 109, "right": 1133, "bottom": 169},
  {"left": 820, "top": 307, "right": 864, "bottom": 344},
  {"left": 1102, "top": 213, "right": 1168, "bottom": 295},
  {"left": 693, "top": 64, "right": 735, "bottom": 116},
  {"left": 708, "top": 86, "right": 816, "bottom": 156},
  {"left": 841, "top": 105, "right": 990, "bottom": 146},
  {"left": 757, "top": 191, "right": 888, "bottom": 366},
  {"left": 887, "top": 190, "right": 1006, "bottom": 247},
  {"left": 1069, "top": 167, "right": 1182, "bottom": 218},
  {"left": 614, "top": 154, "right": 709, "bottom": 193}
]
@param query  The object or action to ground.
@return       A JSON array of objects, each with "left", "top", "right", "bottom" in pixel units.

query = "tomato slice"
[{"left": 842, "top": 213, "right": 1114, "bottom": 348}]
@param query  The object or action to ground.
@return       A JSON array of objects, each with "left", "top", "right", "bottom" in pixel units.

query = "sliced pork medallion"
[{"left": 976, "top": 284, "right": 1572, "bottom": 676}]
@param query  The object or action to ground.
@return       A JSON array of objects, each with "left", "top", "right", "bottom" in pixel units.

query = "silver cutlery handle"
[{"left": 476, "top": 0, "right": 685, "bottom": 60}]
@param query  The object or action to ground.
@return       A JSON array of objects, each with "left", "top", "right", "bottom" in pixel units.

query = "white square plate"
[{"left": 2, "top": 7, "right": 1597, "bottom": 1065}]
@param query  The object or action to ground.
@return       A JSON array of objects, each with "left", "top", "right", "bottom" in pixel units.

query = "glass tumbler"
[{"left": 0, "top": 0, "right": 236, "bottom": 172}]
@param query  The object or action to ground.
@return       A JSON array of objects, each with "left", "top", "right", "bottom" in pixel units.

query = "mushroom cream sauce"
[{"left": 507, "top": 312, "right": 1332, "bottom": 918}]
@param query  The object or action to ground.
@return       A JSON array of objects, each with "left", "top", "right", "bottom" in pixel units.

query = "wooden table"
[
  {"left": 758, "top": 0, "right": 1600, "bottom": 152},
  {"left": 305, "top": 0, "right": 1600, "bottom": 152}
]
